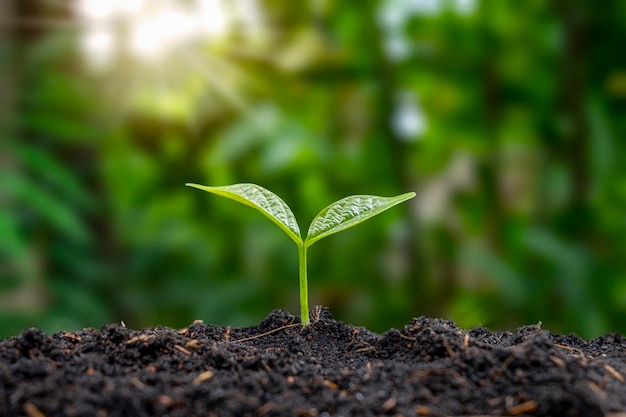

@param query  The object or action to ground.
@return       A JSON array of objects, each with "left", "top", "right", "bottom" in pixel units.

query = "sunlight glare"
[
  {"left": 198, "top": 0, "right": 231, "bottom": 37},
  {"left": 80, "top": 27, "right": 115, "bottom": 69},
  {"left": 76, "top": 0, "right": 117, "bottom": 20},
  {"left": 77, "top": 0, "right": 233, "bottom": 65},
  {"left": 76, "top": 0, "right": 143, "bottom": 20},
  {"left": 130, "top": 9, "right": 197, "bottom": 61}
]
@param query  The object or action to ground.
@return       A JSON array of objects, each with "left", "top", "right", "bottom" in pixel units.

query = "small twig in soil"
[
  {"left": 554, "top": 343, "right": 590, "bottom": 367},
  {"left": 381, "top": 396, "right": 397, "bottom": 413},
  {"left": 507, "top": 399, "right": 538, "bottom": 415},
  {"left": 588, "top": 381, "right": 608, "bottom": 400},
  {"left": 233, "top": 323, "right": 301, "bottom": 343},
  {"left": 127, "top": 334, "right": 154, "bottom": 345},
  {"left": 398, "top": 332, "right": 417, "bottom": 341},
  {"left": 311, "top": 305, "right": 324, "bottom": 323},
  {"left": 449, "top": 369, "right": 470, "bottom": 389},
  {"left": 442, "top": 339, "right": 456, "bottom": 358},
  {"left": 346, "top": 329, "right": 360, "bottom": 349},
  {"left": 406, "top": 325, "right": 435, "bottom": 338},
  {"left": 192, "top": 370, "right": 214, "bottom": 385},
  {"left": 549, "top": 355, "right": 565, "bottom": 368},
  {"left": 554, "top": 343, "right": 584, "bottom": 356},
  {"left": 488, "top": 350, "right": 518, "bottom": 380},
  {"left": 260, "top": 359, "right": 272, "bottom": 373},
  {"left": 186, "top": 339, "right": 200, "bottom": 350},
  {"left": 23, "top": 403, "right": 46, "bottom": 417},
  {"left": 604, "top": 364, "right": 625, "bottom": 383},
  {"left": 322, "top": 380, "right": 338, "bottom": 390},
  {"left": 174, "top": 345, "right": 192, "bottom": 355},
  {"left": 256, "top": 402, "right": 275, "bottom": 416},
  {"left": 354, "top": 342, "right": 376, "bottom": 353}
]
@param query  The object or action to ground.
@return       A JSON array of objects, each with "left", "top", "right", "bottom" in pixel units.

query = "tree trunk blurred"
[
  {"left": 0, "top": 0, "right": 49, "bottom": 311},
  {"left": 364, "top": 0, "right": 426, "bottom": 319},
  {"left": 556, "top": 0, "right": 590, "bottom": 239}
]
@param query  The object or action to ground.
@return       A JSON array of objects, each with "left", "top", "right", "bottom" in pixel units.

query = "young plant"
[{"left": 186, "top": 183, "right": 415, "bottom": 326}]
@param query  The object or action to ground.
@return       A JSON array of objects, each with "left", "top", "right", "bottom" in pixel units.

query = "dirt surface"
[{"left": 1, "top": 306, "right": 626, "bottom": 417}]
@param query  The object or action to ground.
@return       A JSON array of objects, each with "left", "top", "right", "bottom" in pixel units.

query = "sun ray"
[
  {"left": 7, "top": 0, "right": 276, "bottom": 130},
  {"left": 180, "top": 49, "right": 251, "bottom": 114}
]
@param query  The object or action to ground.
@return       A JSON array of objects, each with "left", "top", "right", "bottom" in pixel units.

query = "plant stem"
[{"left": 298, "top": 243, "right": 310, "bottom": 326}]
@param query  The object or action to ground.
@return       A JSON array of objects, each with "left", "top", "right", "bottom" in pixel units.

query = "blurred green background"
[{"left": 1, "top": 0, "right": 626, "bottom": 339}]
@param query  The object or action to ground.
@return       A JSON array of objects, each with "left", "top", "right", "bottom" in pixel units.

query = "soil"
[{"left": 1, "top": 306, "right": 626, "bottom": 417}]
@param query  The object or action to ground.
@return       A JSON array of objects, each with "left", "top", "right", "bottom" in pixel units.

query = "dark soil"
[{"left": 1, "top": 306, "right": 626, "bottom": 417}]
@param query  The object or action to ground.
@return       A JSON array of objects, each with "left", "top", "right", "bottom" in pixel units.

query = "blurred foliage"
[{"left": 2, "top": 0, "right": 626, "bottom": 339}]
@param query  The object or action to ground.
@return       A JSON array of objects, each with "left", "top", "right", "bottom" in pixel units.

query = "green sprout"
[{"left": 186, "top": 183, "right": 416, "bottom": 326}]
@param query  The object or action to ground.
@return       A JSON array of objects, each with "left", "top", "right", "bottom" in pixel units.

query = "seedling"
[{"left": 186, "top": 183, "right": 415, "bottom": 326}]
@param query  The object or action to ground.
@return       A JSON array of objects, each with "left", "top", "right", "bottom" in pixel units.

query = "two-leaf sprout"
[{"left": 186, "top": 183, "right": 415, "bottom": 326}]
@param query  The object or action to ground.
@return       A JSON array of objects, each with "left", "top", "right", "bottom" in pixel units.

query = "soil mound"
[{"left": 1, "top": 306, "right": 625, "bottom": 416}]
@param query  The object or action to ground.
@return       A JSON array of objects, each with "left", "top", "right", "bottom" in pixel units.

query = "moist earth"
[{"left": 1, "top": 306, "right": 625, "bottom": 417}]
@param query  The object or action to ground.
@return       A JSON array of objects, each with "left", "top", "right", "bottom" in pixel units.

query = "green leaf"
[
  {"left": 1, "top": 171, "right": 90, "bottom": 244},
  {"left": 17, "top": 144, "right": 93, "bottom": 210},
  {"left": 305, "top": 192, "right": 415, "bottom": 247},
  {"left": 186, "top": 183, "right": 301, "bottom": 245}
]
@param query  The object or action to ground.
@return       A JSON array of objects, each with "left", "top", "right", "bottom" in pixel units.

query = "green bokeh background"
[{"left": 2, "top": 0, "right": 626, "bottom": 339}]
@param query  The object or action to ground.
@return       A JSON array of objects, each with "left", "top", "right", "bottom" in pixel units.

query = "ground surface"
[{"left": 1, "top": 307, "right": 626, "bottom": 417}]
